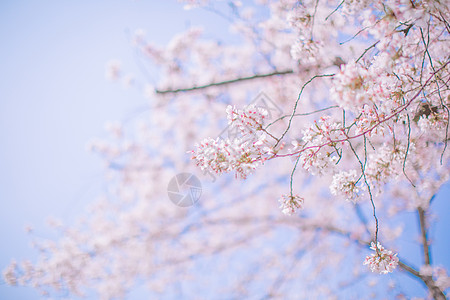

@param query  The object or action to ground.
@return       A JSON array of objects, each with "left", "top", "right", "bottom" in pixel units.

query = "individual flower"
[
  {"left": 363, "top": 242, "right": 399, "bottom": 274},
  {"left": 278, "top": 194, "right": 304, "bottom": 215}
]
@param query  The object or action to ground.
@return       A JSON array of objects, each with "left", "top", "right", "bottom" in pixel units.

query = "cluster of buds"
[{"left": 417, "top": 104, "right": 449, "bottom": 133}]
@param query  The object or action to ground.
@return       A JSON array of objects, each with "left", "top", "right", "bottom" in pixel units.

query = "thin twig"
[
  {"left": 274, "top": 73, "right": 335, "bottom": 148},
  {"left": 310, "top": 0, "right": 320, "bottom": 40},
  {"left": 420, "top": 27, "right": 450, "bottom": 163},
  {"left": 356, "top": 41, "right": 380, "bottom": 63},
  {"left": 325, "top": 0, "right": 344, "bottom": 21},
  {"left": 340, "top": 19, "right": 382, "bottom": 45},
  {"left": 290, "top": 153, "right": 302, "bottom": 198},
  {"left": 265, "top": 105, "right": 339, "bottom": 129},
  {"left": 403, "top": 114, "right": 416, "bottom": 187},
  {"left": 347, "top": 139, "right": 378, "bottom": 245}
]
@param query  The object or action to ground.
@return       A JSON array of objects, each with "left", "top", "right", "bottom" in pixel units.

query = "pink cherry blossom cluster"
[
  {"left": 329, "top": 169, "right": 361, "bottom": 203},
  {"left": 190, "top": 137, "right": 259, "bottom": 179},
  {"left": 191, "top": 104, "right": 278, "bottom": 179},
  {"left": 417, "top": 107, "right": 449, "bottom": 133},
  {"left": 4, "top": 0, "right": 450, "bottom": 298},
  {"left": 330, "top": 61, "right": 371, "bottom": 111},
  {"left": 226, "top": 104, "right": 268, "bottom": 138},
  {"left": 290, "top": 37, "right": 324, "bottom": 67},
  {"left": 278, "top": 194, "right": 304, "bottom": 216},
  {"left": 420, "top": 265, "right": 450, "bottom": 292},
  {"left": 298, "top": 116, "right": 345, "bottom": 175},
  {"left": 365, "top": 143, "right": 411, "bottom": 186},
  {"left": 364, "top": 242, "right": 399, "bottom": 274},
  {"left": 355, "top": 104, "right": 386, "bottom": 136}
]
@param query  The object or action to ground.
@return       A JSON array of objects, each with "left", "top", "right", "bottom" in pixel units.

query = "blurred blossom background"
[
  {"left": 0, "top": 1, "right": 449, "bottom": 299},
  {"left": 0, "top": 1, "right": 226, "bottom": 298}
]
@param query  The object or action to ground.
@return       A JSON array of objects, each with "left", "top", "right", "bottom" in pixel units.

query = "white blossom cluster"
[
  {"left": 363, "top": 242, "right": 399, "bottom": 274},
  {"left": 329, "top": 170, "right": 360, "bottom": 203},
  {"left": 191, "top": 104, "right": 274, "bottom": 179},
  {"left": 365, "top": 143, "right": 411, "bottom": 186},
  {"left": 278, "top": 194, "right": 304, "bottom": 216},
  {"left": 330, "top": 62, "right": 371, "bottom": 111},
  {"left": 299, "top": 116, "right": 345, "bottom": 175},
  {"left": 226, "top": 104, "right": 268, "bottom": 138},
  {"left": 290, "top": 37, "right": 323, "bottom": 66},
  {"left": 355, "top": 104, "right": 386, "bottom": 136},
  {"left": 4, "top": 0, "right": 450, "bottom": 298},
  {"left": 417, "top": 110, "right": 449, "bottom": 133},
  {"left": 190, "top": 137, "right": 260, "bottom": 179}
]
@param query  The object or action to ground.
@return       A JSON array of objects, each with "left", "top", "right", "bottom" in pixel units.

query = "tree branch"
[
  {"left": 155, "top": 70, "right": 294, "bottom": 94},
  {"left": 399, "top": 257, "right": 446, "bottom": 300},
  {"left": 418, "top": 206, "right": 432, "bottom": 265}
]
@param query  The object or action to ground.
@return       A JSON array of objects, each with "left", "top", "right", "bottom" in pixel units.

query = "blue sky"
[
  {"left": 0, "top": 1, "right": 448, "bottom": 299},
  {"left": 0, "top": 1, "right": 229, "bottom": 298}
]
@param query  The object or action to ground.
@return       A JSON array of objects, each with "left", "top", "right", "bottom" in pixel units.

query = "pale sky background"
[
  {"left": 0, "top": 1, "right": 448, "bottom": 299},
  {"left": 0, "top": 1, "right": 230, "bottom": 298}
]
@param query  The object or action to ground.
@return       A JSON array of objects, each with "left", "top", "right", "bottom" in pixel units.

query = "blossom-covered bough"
[{"left": 3, "top": 0, "right": 450, "bottom": 299}]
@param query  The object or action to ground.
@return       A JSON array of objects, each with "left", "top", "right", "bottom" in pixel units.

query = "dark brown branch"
[
  {"left": 155, "top": 70, "right": 294, "bottom": 94},
  {"left": 418, "top": 207, "right": 431, "bottom": 265},
  {"left": 398, "top": 260, "right": 420, "bottom": 277},
  {"left": 399, "top": 261, "right": 447, "bottom": 300}
]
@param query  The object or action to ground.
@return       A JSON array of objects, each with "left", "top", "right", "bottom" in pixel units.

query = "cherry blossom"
[
  {"left": 330, "top": 169, "right": 361, "bottom": 203},
  {"left": 3, "top": 0, "right": 450, "bottom": 299},
  {"left": 364, "top": 242, "right": 399, "bottom": 274},
  {"left": 278, "top": 194, "right": 304, "bottom": 216}
]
